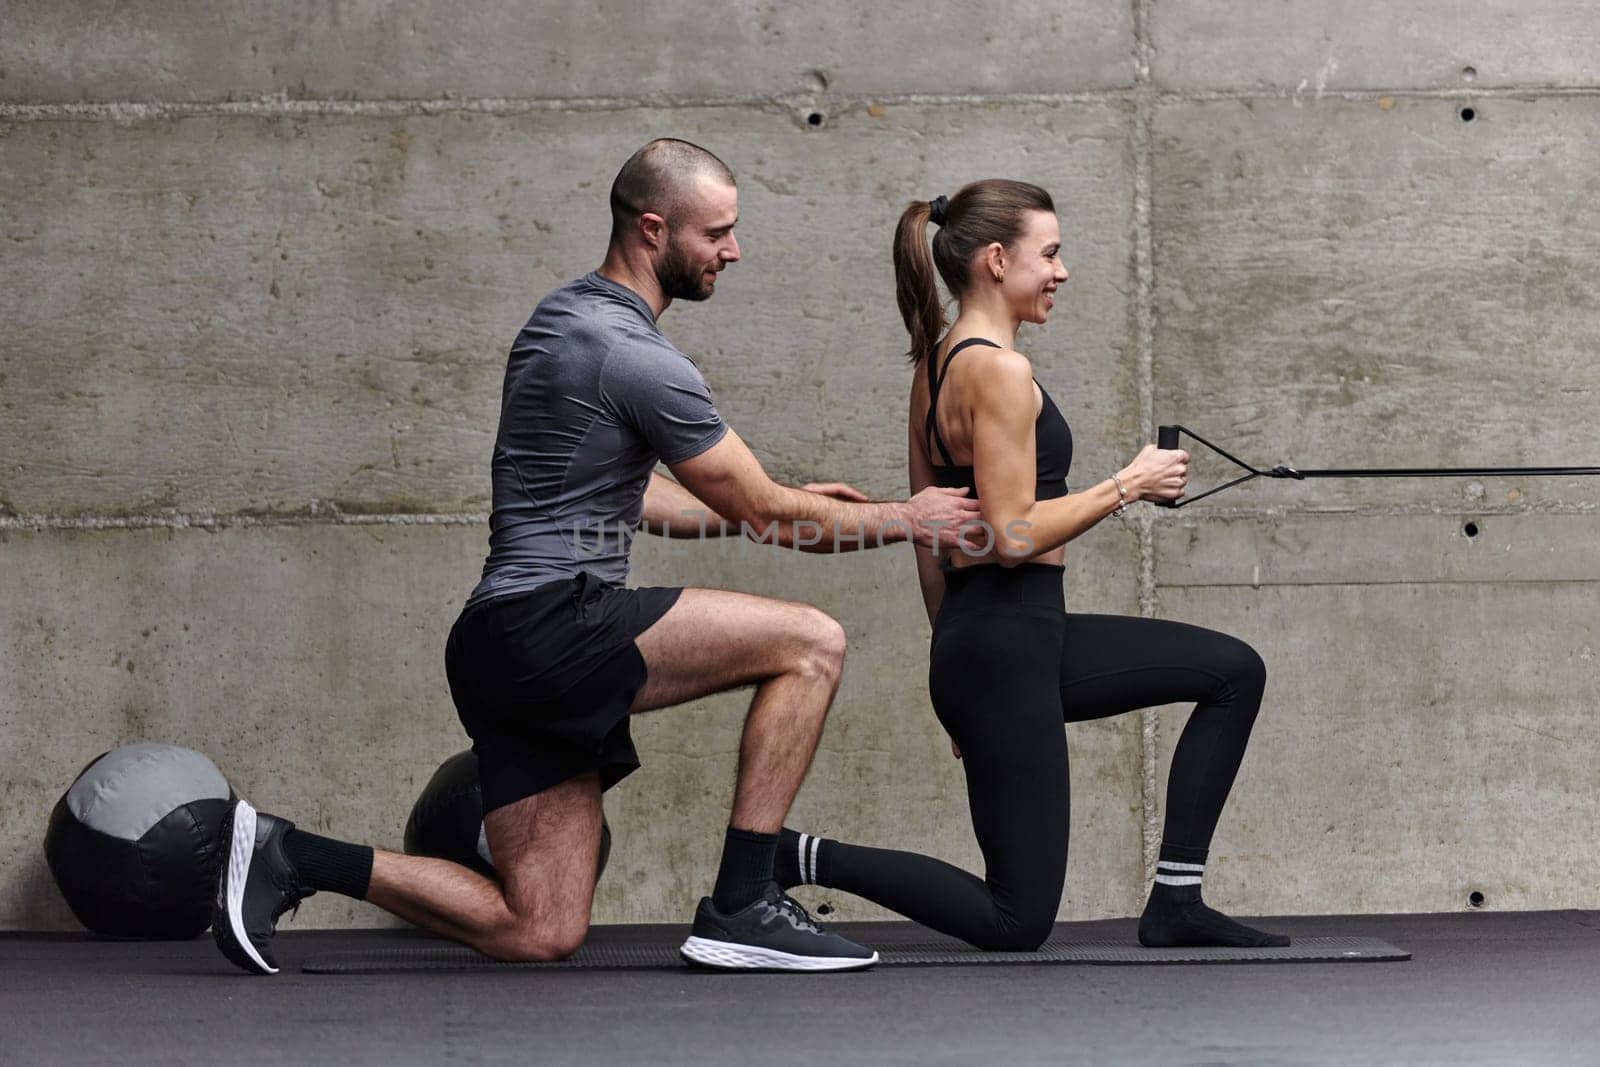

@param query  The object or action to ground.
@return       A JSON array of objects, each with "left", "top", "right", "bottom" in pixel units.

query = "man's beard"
[{"left": 658, "top": 240, "right": 717, "bottom": 302}]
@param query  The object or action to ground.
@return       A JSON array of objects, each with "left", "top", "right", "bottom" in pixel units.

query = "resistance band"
[{"left": 1154, "top": 425, "right": 1600, "bottom": 509}]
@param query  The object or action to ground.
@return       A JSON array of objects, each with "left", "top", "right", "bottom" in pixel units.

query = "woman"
[{"left": 778, "top": 180, "right": 1287, "bottom": 950}]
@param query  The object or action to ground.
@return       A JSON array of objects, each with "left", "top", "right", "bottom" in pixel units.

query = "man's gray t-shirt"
[{"left": 466, "top": 272, "right": 728, "bottom": 606}]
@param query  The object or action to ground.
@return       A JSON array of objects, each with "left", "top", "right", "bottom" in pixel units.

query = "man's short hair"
[{"left": 609, "top": 138, "right": 737, "bottom": 241}]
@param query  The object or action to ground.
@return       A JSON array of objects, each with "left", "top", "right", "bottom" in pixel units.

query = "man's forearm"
[
  {"left": 741, "top": 489, "right": 913, "bottom": 553},
  {"left": 641, "top": 473, "right": 734, "bottom": 537}
]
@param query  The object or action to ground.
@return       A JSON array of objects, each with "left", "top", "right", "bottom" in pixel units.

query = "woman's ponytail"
[{"left": 892, "top": 199, "right": 944, "bottom": 365}]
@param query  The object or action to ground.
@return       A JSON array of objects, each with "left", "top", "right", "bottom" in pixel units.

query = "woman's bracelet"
[{"left": 1111, "top": 473, "right": 1129, "bottom": 516}]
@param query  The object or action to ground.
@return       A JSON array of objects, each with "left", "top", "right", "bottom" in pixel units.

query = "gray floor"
[{"left": 5, "top": 910, "right": 1599, "bottom": 1065}]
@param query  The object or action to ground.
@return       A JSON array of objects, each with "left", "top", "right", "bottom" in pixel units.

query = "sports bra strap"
[{"left": 926, "top": 338, "right": 1002, "bottom": 466}]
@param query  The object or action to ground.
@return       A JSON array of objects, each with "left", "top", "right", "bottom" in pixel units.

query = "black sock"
[
  {"left": 1138, "top": 842, "right": 1288, "bottom": 948},
  {"left": 711, "top": 827, "right": 778, "bottom": 913},
  {"left": 776, "top": 828, "right": 831, "bottom": 890},
  {"left": 282, "top": 829, "right": 374, "bottom": 900}
]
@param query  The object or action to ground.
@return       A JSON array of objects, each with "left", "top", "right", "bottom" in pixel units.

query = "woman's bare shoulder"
[{"left": 956, "top": 345, "right": 1034, "bottom": 405}]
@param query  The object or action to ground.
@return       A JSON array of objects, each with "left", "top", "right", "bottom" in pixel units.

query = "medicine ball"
[
  {"left": 43, "top": 744, "right": 233, "bottom": 940},
  {"left": 404, "top": 750, "right": 610, "bottom": 881}
]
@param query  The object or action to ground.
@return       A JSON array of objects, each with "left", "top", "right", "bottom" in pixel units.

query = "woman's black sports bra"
[{"left": 925, "top": 337, "right": 1073, "bottom": 502}]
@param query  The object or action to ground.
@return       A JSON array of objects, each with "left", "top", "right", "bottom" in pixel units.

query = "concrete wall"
[{"left": 2, "top": 1, "right": 1595, "bottom": 931}]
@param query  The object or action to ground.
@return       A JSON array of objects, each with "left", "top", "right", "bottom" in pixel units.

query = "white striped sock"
[
  {"left": 1155, "top": 858, "right": 1205, "bottom": 887},
  {"left": 796, "top": 832, "right": 823, "bottom": 885}
]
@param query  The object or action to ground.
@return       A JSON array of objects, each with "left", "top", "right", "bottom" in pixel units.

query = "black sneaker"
[
  {"left": 212, "top": 800, "right": 315, "bottom": 975},
  {"left": 679, "top": 884, "right": 878, "bottom": 972}
]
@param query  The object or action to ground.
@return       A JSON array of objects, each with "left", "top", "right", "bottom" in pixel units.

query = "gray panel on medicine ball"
[{"left": 66, "top": 743, "right": 229, "bottom": 841}]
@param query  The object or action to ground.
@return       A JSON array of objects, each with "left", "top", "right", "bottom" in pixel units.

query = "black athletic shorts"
[{"left": 444, "top": 571, "right": 681, "bottom": 814}]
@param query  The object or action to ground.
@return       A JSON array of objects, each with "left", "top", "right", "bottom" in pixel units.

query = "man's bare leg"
[
  {"left": 627, "top": 587, "right": 874, "bottom": 968},
  {"left": 632, "top": 587, "right": 847, "bottom": 833},
  {"left": 363, "top": 771, "right": 604, "bottom": 961}
]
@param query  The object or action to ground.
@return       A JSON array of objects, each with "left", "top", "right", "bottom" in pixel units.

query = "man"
[{"left": 212, "top": 138, "right": 981, "bottom": 974}]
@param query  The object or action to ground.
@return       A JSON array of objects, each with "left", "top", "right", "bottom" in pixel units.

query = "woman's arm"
[{"left": 965, "top": 350, "right": 1186, "bottom": 564}]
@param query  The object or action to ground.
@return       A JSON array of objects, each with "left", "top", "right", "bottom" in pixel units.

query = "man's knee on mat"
[{"left": 487, "top": 914, "right": 590, "bottom": 963}]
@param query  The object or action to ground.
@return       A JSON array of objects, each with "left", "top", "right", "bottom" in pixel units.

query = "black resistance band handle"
[{"left": 1153, "top": 425, "right": 1182, "bottom": 507}]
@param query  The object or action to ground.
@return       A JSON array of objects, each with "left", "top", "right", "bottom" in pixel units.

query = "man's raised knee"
[{"left": 794, "top": 609, "right": 847, "bottom": 686}]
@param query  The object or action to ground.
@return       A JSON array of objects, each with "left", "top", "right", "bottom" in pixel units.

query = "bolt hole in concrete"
[
  {"left": 1468, "top": 890, "right": 1486, "bottom": 908},
  {"left": 1463, "top": 521, "right": 1480, "bottom": 539},
  {"left": 807, "top": 112, "right": 825, "bottom": 127},
  {"left": 1459, "top": 106, "right": 1477, "bottom": 122}
]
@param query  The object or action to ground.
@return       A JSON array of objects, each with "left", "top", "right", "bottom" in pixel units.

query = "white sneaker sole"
[
  {"left": 223, "top": 800, "right": 278, "bottom": 975},
  {"left": 679, "top": 935, "right": 878, "bottom": 972}
]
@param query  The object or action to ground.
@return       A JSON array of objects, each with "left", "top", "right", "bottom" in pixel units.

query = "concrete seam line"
[
  {"left": 1148, "top": 85, "right": 1600, "bottom": 102},
  {"left": 4, "top": 85, "right": 1599, "bottom": 122},
  {"left": 1, "top": 503, "right": 1589, "bottom": 531},
  {"left": 0, "top": 512, "right": 489, "bottom": 530},
  {"left": 1161, "top": 577, "right": 1600, "bottom": 590},
  {"left": 0, "top": 92, "right": 1119, "bottom": 122},
  {"left": 1132, "top": 0, "right": 1162, "bottom": 894}
]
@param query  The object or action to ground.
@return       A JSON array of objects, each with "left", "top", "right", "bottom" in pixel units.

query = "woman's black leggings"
[{"left": 819, "top": 562, "right": 1267, "bottom": 951}]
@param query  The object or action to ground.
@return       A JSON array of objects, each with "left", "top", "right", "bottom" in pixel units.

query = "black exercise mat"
[{"left": 302, "top": 935, "right": 1408, "bottom": 973}]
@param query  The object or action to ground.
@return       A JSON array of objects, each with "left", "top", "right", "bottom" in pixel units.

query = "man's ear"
[{"left": 638, "top": 212, "right": 667, "bottom": 251}]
